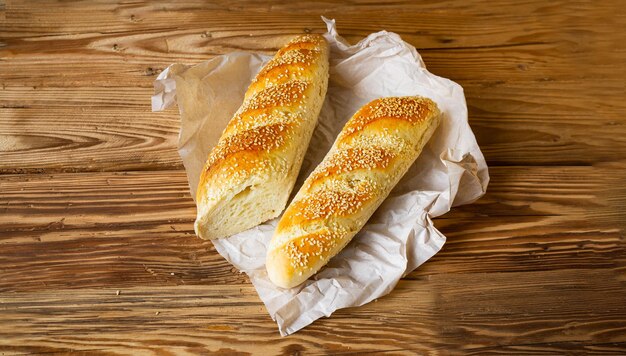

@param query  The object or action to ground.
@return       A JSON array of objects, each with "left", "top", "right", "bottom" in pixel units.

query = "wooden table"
[{"left": 2, "top": 1, "right": 625, "bottom": 354}]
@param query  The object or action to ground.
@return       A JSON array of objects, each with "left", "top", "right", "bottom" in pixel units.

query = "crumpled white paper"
[{"left": 152, "top": 17, "right": 489, "bottom": 336}]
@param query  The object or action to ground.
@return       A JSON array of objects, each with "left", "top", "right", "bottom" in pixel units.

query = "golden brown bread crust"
[
  {"left": 194, "top": 34, "right": 329, "bottom": 240},
  {"left": 266, "top": 96, "right": 442, "bottom": 288}
]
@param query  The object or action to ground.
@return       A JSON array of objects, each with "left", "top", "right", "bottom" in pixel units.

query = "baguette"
[
  {"left": 194, "top": 35, "right": 329, "bottom": 240},
  {"left": 266, "top": 96, "right": 442, "bottom": 288}
]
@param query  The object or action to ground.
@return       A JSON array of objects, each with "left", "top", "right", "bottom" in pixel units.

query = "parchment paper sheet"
[{"left": 152, "top": 17, "right": 489, "bottom": 336}]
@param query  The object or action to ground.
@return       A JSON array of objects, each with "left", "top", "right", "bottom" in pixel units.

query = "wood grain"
[
  {"left": 1, "top": 107, "right": 182, "bottom": 173},
  {"left": 1, "top": 0, "right": 625, "bottom": 354},
  {"left": 2, "top": 1, "right": 625, "bottom": 172},
  {"left": 1, "top": 166, "right": 624, "bottom": 291},
  {"left": 1, "top": 270, "right": 625, "bottom": 355},
  {"left": 2, "top": 80, "right": 625, "bottom": 173}
]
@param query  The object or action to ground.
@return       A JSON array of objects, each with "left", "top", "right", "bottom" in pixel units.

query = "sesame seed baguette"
[
  {"left": 194, "top": 35, "right": 329, "bottom": 240},
  {"left": 266, "top": 97, "right": 442, "bottom": 289}
]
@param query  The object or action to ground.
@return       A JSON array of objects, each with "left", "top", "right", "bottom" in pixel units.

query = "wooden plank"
[
  {"left": 1, "top": 1, "right": 623, "bottom": 86},
  {"left": 2, "top": 1, "right": 624, "bottom": 171},
  {"left": 0, "top": 107, "right": 182, "bottom": 173},
  {"left": 3, "top": 1, "right": 622, "bottom": 45},
  {"left": 467, "top": 81, "right": 626, "bottom": 165},
  {"left": 1, "top": 80, "right": 625, "bottom": 173},
  {"left": 0, "top": 269, "right": 624, "bottom": 354},
  {"left": 1, "top": 166, "right": 623, "bottom": 293},
  {"left": 1, "top": 35, "right": 620, "bottom": 86}
]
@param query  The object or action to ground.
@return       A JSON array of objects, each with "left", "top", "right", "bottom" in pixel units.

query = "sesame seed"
[
  {"left": 242, "top": 81, "right": 310, "bottom": 113},
  {"left": 305, "top": 146, "right": 395, "bottom": 190},
  {"left": 341, "top": 97, "right": 432, "bottom": 138},
  {"left": 283, "top": 230, "right": 341, "bottom": 270},
  {"left": 253, "top": 48, "right": 317, "bottom": 83},
  {"left": 205, "top": 123, "right": 291, "bottom": 170},
  {"left": 288, "top": 179, "right": 376, "bottom": 222},
  {"left": 287, "top": 34, "right": 325, "bottom": 47}
]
